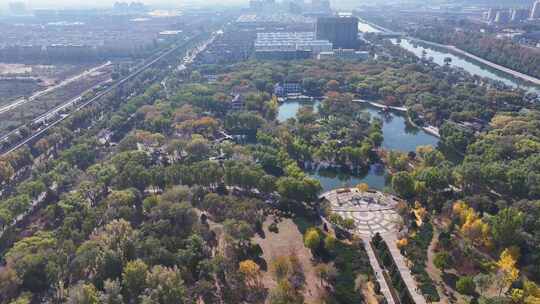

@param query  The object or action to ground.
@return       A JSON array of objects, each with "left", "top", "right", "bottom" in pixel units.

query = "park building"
[{"left": 274, "top": 82, "right": 302, "bottom": 97}]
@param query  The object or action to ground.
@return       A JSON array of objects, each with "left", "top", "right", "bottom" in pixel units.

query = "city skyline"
[
  {"left": 1, "top": 0, "right": 246, "bottom": 10},
  {"left": 1, "top": 0, "right": 374, "bottom": 11}
]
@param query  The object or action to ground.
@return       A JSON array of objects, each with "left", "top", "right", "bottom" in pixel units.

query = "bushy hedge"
[
  {"left": 372, "top": 233, "right": 415, "bottom": 304},
  {"left": 403, "top": 222, "right": 440, "bottom": 302}
]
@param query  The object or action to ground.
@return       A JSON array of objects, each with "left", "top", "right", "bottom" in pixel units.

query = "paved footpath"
[
  {"left": 362, "top": 237, "right": 396, "bottom": 304},
  {"left": 384, "top": 234, "right": 427, "bottom": 304}
]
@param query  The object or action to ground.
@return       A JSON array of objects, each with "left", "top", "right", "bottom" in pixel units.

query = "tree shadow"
[{"left": 442, "top": 272, "right": 458, "bottom": 289}]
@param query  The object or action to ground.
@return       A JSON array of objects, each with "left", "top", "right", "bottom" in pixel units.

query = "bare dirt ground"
[
  {"left": 0, "top": 64, "right": 112, "bottom": 135},
  {"left": 0, "top": 63, "right": 33, "bottom": 75},
  {"left": 252, "top": 217, "right": 325, "bottom": 304},
  {"left": 0, "top": 63, "right": 90, "bottom": 106}
]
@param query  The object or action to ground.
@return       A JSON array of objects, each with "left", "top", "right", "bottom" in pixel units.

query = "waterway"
[
  {"left": 277, "top": 101, "right": 439, "bottom": 191},
  {"left": 356, "top": 20, "right": 540, "bottom": 94},
  {"left": 358, "top": 21, "right": 381, "bottom": 33},
  {"left": 394, "top": 39, "right": 540, "bottom": 94}
]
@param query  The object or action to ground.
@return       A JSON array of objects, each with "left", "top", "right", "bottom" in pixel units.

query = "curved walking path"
[{"left": 425, "top": 230, "right": 451, "bottom": 303}]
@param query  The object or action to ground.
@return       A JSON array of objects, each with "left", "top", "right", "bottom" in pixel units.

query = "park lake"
[{"left": 277, "top": 101, "right": 440, "bottom": 191}]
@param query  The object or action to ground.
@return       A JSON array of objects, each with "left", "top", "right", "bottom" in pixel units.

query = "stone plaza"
[{"left": 322, "top": 187, "right": 402, "bottom": 237}]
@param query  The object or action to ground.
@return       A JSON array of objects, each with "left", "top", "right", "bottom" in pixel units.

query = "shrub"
[
  {"left": 456, "top": 276, "right": 476, "bottom": 295},
  {"left": 268, "top": 222, "right": 279, "bottom": 233}
]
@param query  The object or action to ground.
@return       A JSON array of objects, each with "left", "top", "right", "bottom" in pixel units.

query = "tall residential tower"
[
  {"left": 316, "top": 16, "right": 359, "bottom": 49},
  {"left": 531, "top": 0, "right": 540, "bottom": 19}
]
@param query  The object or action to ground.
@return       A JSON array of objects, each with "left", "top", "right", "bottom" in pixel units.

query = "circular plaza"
[{"left": 321, "top": 188, "right": 402, "bottom": 237}]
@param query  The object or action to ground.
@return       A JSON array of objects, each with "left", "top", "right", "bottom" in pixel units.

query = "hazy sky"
[
  {"left": 1, "top": 0, "right": 384, "bottom": 11},
  {"left": 2, "top": 0, "right": 247, "bottom": 10}
]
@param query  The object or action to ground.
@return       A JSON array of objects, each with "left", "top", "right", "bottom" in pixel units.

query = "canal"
[
  {"left": 357, "top": 20, "right": 540, "bottom": 94},
  {"left": 394, "top": 39, "right": 540, "bottom": 94},
  {"left": 277, "top": 101, "right": 439, "bottom": 191}
]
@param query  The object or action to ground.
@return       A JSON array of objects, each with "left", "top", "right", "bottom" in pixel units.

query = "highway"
[{"left": 1, "top": 32, "right": 213, "bottom": 157}]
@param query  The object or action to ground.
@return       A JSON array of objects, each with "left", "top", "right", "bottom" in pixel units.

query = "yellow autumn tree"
[
  {"left": 396, "top": 238, "right": 408, "bottom": 249},
  {"left": 270, "top": 255, "right": 291, "bottom": 281},
  {"left": 490, "top": 115, "right": 515, "bottom": 129},
  {"left": 452, "top": 201, "right": 490, "bottom": 246},
  {"left": 496, "top": 248, "right": 520, "bottom": 296},
  {"left": 452, "top": 201, "right": 471, "bottom": 222},
  {"left": 523, "top": 279, "right": 540, "bottom": 304},
  {"left": 413, "top": 201, "right": 427, "bottom": 226},
  {"left": 356, "top": 183, "right": 369, "bottom": 192},
  {"left": 239, "top": 260, "right": 261, "bottom": 287}
]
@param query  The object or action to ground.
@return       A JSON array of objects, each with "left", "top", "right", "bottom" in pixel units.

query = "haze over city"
[{"left": 2, "top": 0, "right": 392, "bottom": 10}]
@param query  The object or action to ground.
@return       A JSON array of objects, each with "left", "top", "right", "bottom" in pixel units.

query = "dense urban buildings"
[
  {"left": 0, "top": 13, "right": 186, "bottom": 63},
  {"left": 532, "top": 0, "right": 540, "bottom": 19},
  {"left": 316, "top": 16, "right": 359, "bottom": 49},
  {"left": 482, "top": 2, "right": 540, "bottom": 23},
  {"left": 196, "top": 30, "right": 255, "bottom": 64},
  {"left": 8, "top": 1, "right": 28, "bottom": 15}
]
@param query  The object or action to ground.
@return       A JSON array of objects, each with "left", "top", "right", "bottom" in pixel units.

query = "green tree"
[
  {"left": 16, "top": 181, "right": 46, "bottom": 199},
  {"left": 143, "top": 266, "right": 187, "bottom": 303},
  {"left": 0, "top": 160, "right": 15, "bottom": 184},
  {"left": 67, "top": 283, "right": 100, "bottom": 304},
  {"left": 7, "top": 292, "right": 32, "bottom": 304},
  {"left": 122, "top": 259, "right": 148, "bottom": 301},
  {"left": 489, "top": 208, "right": 524, "bottom": 248},
  {"left": 433, "top": 251, "right": 451, "bottom": 273},
  {"left": 324, "top": 235, "right": 337, "bottom": 252},
  {"left": 5, "top": 232, "right": 58, "bottom": 293},
  {"left": 456, "top": 276, "right": 476, "bottom": 295},
  {"left": 269, "top": 280, "right": 303, "bottom": 304},
  {"left": 304, "top": 228, "right": 321, "bottom": 252},
  {"left": 392, "top": 171, "right": 416, "bottom": 199},
  {"left": 100, "top": 279, "right": 123, "bottom": 304},
  {"left": 0, "top": 266, "right": 20, "bottom": 303},
  {"left": 474, "top": 273, "right": 493, "bottom": 298},
  {"left": 276, "top": 177, "right": 321, "bottom": 205}
]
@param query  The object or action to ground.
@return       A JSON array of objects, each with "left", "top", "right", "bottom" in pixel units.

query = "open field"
[
  {"left": 0, "top": 63, "right": 92, "bottom": 106},
  {"left": 0, "top": 64, "right": 113, "bottom": 136}
]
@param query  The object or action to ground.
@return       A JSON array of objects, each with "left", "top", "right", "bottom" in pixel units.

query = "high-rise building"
[
  {"left": 486, "top": 8, "right": 497, "bottom": 21},
  {"left": 531, "top": 0, "right": 540, "bottom": 19},
  {"left": 8, "top": 2, "right": 27, "bottom": 15},
  {"left": 316, "top": 16, "right": 359, "bottom": 49},
  {"left": 495, "top": 10, "right": 511, "bottom": 23},
  {"left": 511, "top": 8, "right": 529, "bottom": 22}
]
